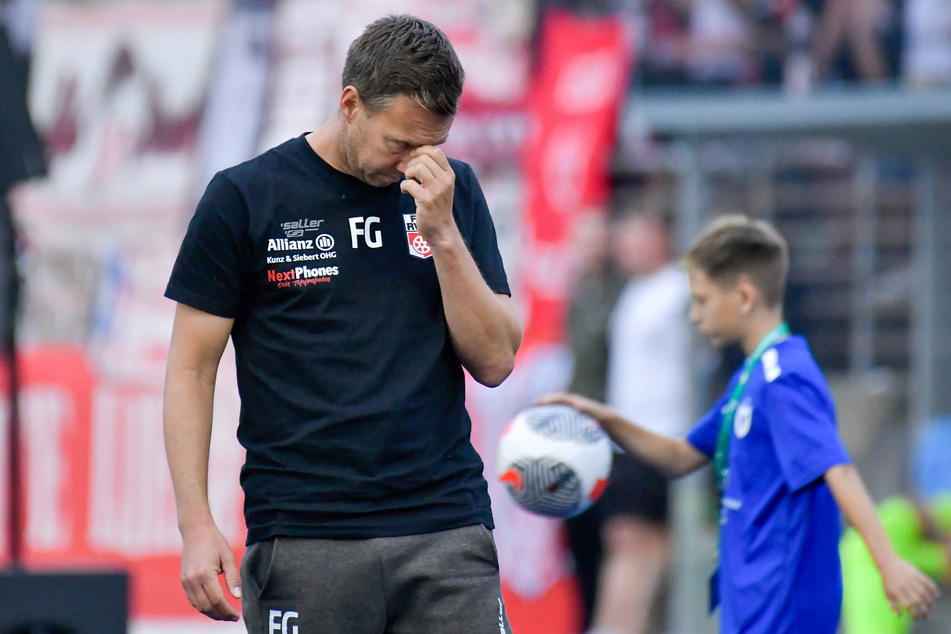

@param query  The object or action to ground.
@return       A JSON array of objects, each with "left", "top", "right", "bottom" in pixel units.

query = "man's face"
[
  {"left": 342, "top": 94, "right": 453, "bottom": 187},
  {"left": 687, "top": 267, "right": 743, "bottom": 348}
]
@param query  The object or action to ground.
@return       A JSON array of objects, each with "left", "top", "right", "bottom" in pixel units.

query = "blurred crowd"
[{"left": 543, "top": 0, "right": 951, "bottom": 91}]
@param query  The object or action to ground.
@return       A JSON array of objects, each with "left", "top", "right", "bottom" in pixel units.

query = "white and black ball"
[{"left": 496, "top": 404, "right": 613, "bottom": 519}]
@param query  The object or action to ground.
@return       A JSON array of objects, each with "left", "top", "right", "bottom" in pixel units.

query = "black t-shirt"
[{"left": 165, "top": 134, "right": 510, "bottom": 543}]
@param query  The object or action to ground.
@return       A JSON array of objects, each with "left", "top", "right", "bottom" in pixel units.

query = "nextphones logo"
[{"left": 267, "top": 265, "right": 339, "bottom": 288}]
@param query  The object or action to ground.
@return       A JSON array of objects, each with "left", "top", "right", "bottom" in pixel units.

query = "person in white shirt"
[{"left": 585, "top": 210, "right": 692, "bottom": 634}]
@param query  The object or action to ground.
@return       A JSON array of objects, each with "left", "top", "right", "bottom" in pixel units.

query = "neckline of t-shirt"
[{"left": 294, "top": 132, "right": 396, "bottom": 192}]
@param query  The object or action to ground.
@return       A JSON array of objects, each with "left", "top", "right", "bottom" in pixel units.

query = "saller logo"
[
  {"left": 403, "top": 214, "right": 432, "bottom": 259},
  {"left": 282, "top": 218, "right": 323, "bottom": 238}
]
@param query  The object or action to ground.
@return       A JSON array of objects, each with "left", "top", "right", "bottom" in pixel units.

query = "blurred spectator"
[
  {"left": 686, "top": 0, "right": 759, "bottom": 86},
  {"left": 565, "top": 209, "right": 691, "bottom": 634},
  {"left": 2, "top": 0, "right": 41, "bottom": 55},
  {"left": 810, "top": 0, "right": 902, "bottom": 83},
  {"left": 618, "top": 0, "right": 912, "bottom": 89},
  {"left": 565, "top": 211, "right": 626, "bottom": 404},
  {"left": 563, "top": 210, "right": 626, "bottom": 631},
  {"left": 633, "top": 0, "right": 801, "bottom": 88},
  {"left": 637, "top": 0, "right": 693, "bottom": 86},
  {"left": 903, "top": 0, "right": 951, "bottom": 87},
  {"left": 597, "top": 210, "right": 690, "bottom": 634}
]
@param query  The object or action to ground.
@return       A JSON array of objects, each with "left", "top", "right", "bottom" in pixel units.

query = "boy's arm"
[
  {"left": 825, "top": 464, "right": 941, "bottom": 619},
  {"left": 534, "top": 393, "right": 708, "bottom": 478}
]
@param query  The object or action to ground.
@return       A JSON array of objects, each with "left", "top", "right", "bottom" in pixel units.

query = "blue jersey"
[{"left": 687, "top": 335, "right": 851, "bottom": 634}]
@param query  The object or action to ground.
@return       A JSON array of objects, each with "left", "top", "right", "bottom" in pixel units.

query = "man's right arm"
[
  {"left": 534, "top": 393, "right": 708, "bottom": 478},
  {"left": 163, "top": 302, "right": 241, "bottom": 621}
]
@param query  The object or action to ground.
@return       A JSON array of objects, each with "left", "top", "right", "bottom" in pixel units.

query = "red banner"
[
  {"left": 0, "top": 349, "right": 95, "bottom": 567},
  {"left": 484, "top": 11, "right": 633, "bottom": 634},
  {"left": 520, "top": 11, "right": 632, "bottom": 348},
  {"left": 0, "top": 347, "right": 246, "bottom": 617}
]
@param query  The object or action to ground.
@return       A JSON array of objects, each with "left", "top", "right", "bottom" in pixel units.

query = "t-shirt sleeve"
[
  {"left": 687, "top": 391, "right": 732, "bottom": 458},
  {"left": 761, "top": 372, "right": 852, "bottom": 491},
  {"left": 165, "top": 173, "right": 250, "bottom": 318},
  {"left": 454, "top": 162, "right": 510, "bottom": 296}
]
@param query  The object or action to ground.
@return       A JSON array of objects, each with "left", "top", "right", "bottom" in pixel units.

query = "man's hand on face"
[{"left": 400, "top": 146, "right": 456, "bottom": 246}]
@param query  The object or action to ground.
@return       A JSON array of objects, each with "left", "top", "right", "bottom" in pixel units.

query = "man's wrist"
[
  {"left": 177, "top": 510, "right": 216, "bottom": 534},
  {"left": 424, "top": 223, "right": 465, "bottom": 254}
]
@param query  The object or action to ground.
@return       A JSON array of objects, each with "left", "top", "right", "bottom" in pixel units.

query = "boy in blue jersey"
[{"left": 539, "top": 215, "right": 939, "bottom": 633}]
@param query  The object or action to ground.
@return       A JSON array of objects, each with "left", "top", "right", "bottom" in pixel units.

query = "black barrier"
[{"left": 0, "top": 571, "right": 128, "bottom": 633}]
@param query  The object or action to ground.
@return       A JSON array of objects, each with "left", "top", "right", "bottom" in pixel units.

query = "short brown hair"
[
  {"left": 683, "top": 214, "right": 789, "bottom": 308},
  {"left": 342, "top": 15, "right": 465, "bottom": 119}
]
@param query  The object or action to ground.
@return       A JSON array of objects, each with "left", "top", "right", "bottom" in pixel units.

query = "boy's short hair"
[
  {"left": 683, "top": 214, "right": 789, "bottom": 309},
  {"left": 342, "top": 14, "right": 465, "bottom": 119}
]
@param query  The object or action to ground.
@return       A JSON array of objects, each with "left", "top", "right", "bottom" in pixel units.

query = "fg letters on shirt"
[
  {"left": 269, "top": 609, "right": 298, "bottom": 634},
  {"left": 349, "top": 215, "right": 383, "bottom": 248}
]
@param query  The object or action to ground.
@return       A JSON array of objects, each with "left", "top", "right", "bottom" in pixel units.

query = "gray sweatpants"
[{"left": 240, "top": 524, "right": 514, "bottom": 634}]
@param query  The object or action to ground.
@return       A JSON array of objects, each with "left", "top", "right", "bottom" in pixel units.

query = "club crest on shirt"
[
  {"left": 734, "top": 398, "right": 753, "bottom": 439},
  {"left": 403, "top": 214, "right": 432, "bottom": 259}
]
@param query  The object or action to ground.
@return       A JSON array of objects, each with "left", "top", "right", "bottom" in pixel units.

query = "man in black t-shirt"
[{"left": 163, "top": 15, "right": 521, "bottom": 633}]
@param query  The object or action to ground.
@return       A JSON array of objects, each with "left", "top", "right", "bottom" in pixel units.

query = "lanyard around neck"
[{"left": 713, "top": 322, "right": 790, "bottom": 493}]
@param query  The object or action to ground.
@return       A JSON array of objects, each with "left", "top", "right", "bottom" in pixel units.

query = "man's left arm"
[
  {"left": 401, "top": 146, "right": 521, "bottom": 387},
  {"left": 825, "top": 464, "right": 941, "bottom": 619}
]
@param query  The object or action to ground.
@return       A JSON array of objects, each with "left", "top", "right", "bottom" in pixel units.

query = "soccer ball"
[{"left": 496, "top": 404, "right": 613, "bottom": 519}]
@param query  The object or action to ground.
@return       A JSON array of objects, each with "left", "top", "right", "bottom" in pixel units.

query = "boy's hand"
[
  {"left": 533, "top": 392, "right": 614, "bottom": 423},
  {"left": 879, "top": 556, "right": 940, "bottom": 620},
  {"left": 536, "top": 392, "right": 708, "bottom": 478}
]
